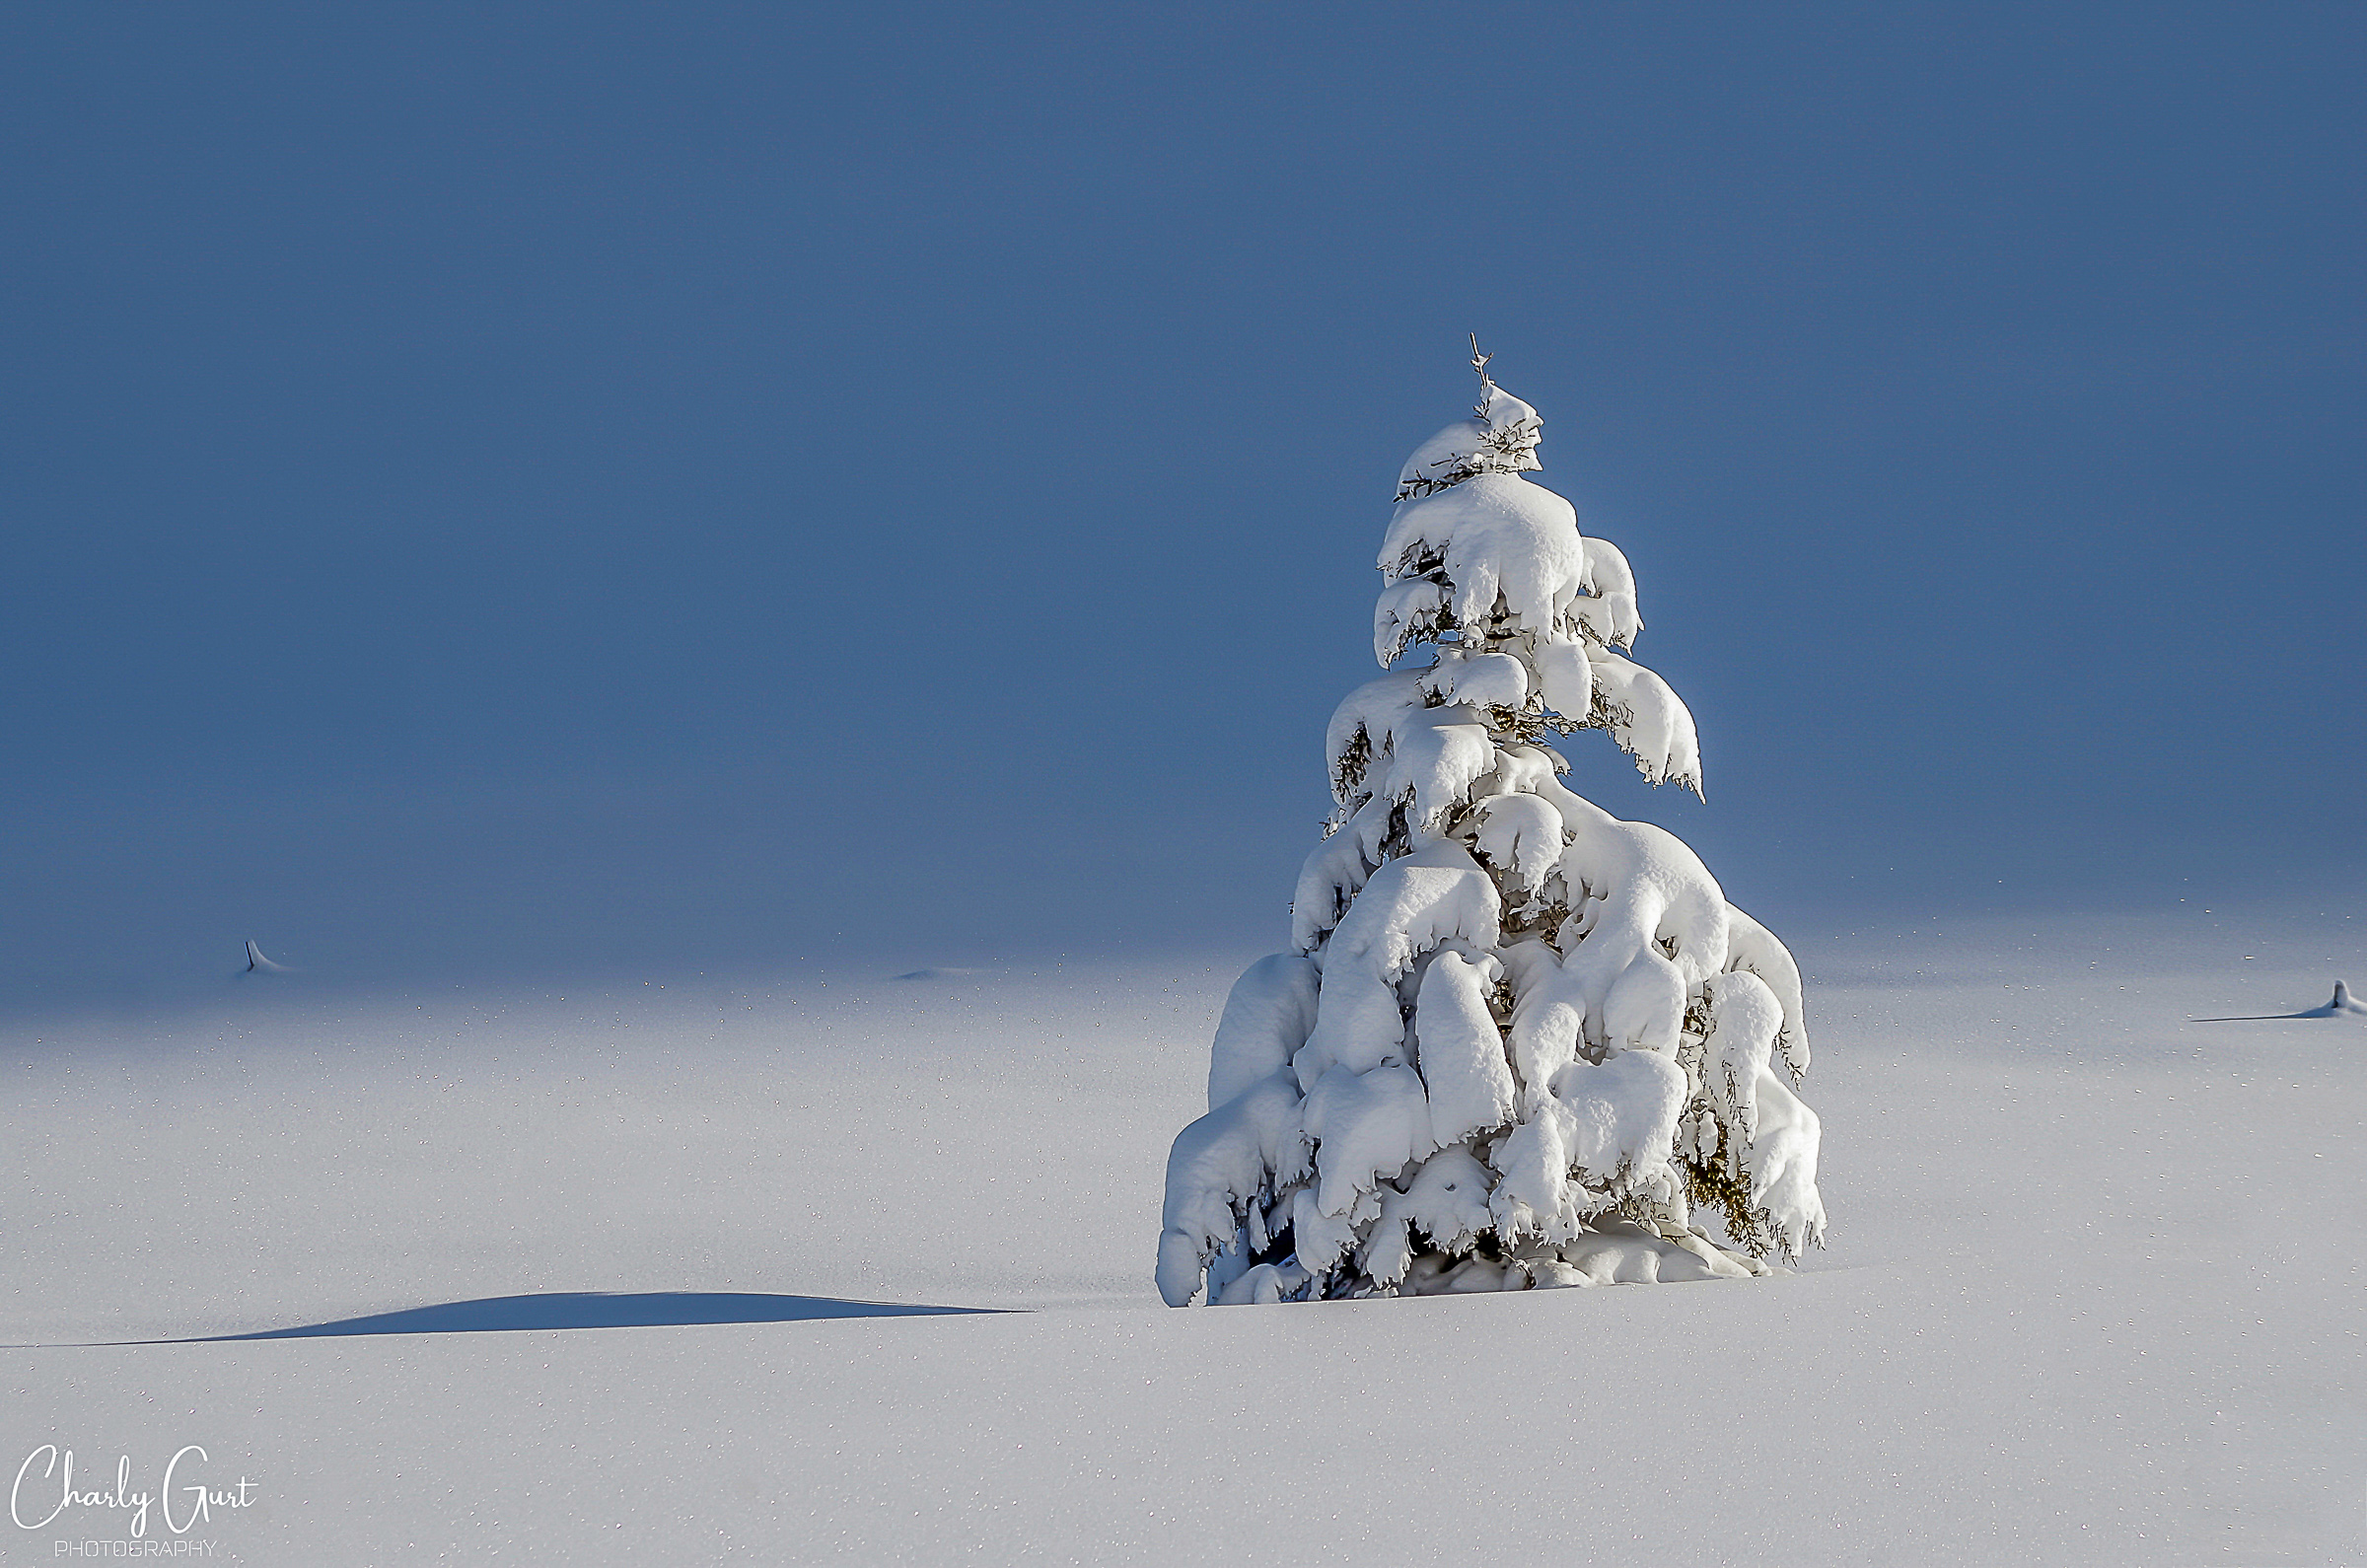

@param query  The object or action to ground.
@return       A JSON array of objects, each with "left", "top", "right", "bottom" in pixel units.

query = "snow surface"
[{"left": 4, "top": 907, "right": 2365, "bottom": 1563}]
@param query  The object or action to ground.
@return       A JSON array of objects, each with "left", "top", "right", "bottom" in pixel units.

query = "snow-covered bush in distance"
[{"left": 1158, "top": 342, "right": 1826, "bottom": 1306}]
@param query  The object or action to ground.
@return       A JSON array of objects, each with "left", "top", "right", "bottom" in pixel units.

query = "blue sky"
[{"left": 4, "top": 3, "right": 2361, "bottom": 1000}]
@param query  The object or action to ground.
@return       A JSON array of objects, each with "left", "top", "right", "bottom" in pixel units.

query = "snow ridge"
[{"left": 1159, "top": 350, "right": 1826, "bottom": 1305}]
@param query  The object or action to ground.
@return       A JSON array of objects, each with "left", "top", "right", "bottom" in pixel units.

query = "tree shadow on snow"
[{"left": 197, "top": 1291, "right": 1005, "bottom": 1341}]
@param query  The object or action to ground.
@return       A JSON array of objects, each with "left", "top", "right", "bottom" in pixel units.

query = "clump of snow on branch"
[{"left": 1158, "top": 343, "right": 1827, "bottom": 1306}]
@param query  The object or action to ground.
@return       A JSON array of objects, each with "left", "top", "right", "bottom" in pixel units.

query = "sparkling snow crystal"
[{"left": 1158, "top": 344, "right": 1827, "bottom": 1305}]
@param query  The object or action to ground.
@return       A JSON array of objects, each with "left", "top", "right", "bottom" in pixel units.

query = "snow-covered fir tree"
[{"left": 1158, "top": 345, "right": 1826, "bottom": 1305}]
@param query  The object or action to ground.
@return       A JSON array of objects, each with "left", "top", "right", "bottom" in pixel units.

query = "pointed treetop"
[{"left": 1395, "top": 338, "right": 1544, "bottom": 504}]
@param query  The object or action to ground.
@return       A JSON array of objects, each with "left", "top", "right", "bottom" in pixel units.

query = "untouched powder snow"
[{"left": 2, "top": 905, "right": 2364, "bottom": 1563}]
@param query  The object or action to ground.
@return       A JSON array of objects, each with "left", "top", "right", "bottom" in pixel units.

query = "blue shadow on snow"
[{"left": 209, "top": 1291, "right": 1000, "bottom": 1340}]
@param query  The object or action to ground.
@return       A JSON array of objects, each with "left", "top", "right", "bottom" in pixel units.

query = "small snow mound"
[
  {"left": 891, "top": 966, "right": 986, "bottom": 981},
  {"left": 1551, "top": 1220, "right": 1763, "bottom": 1287},
  {"left": 2194, "top": 981, "right": 2367, "bottom": 1022},
  {"left": 242, "top": 941, "right": 289, "bottom": 975},
  {"left": 2303, "top": 979, "right": 2367, "bottom": 1019}
]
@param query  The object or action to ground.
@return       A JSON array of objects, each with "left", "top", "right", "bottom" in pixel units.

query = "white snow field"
[{"left": 4, "top": 906, "right": 2363, "bottom": 1565}]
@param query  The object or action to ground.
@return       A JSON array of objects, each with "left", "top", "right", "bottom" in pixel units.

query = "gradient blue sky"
[{"left": 5, "top": 4, "right": 2362, "bottom": 1002}]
